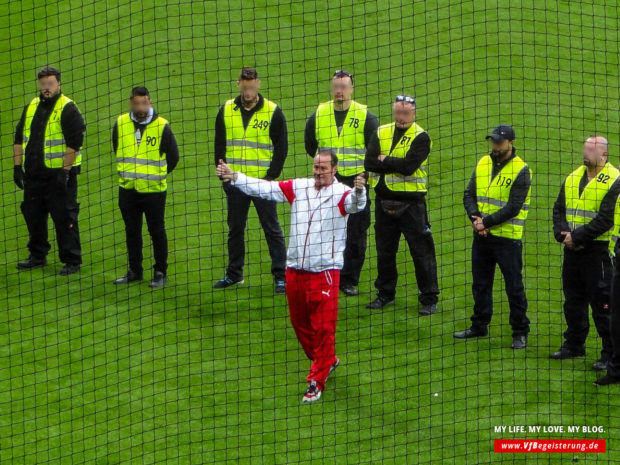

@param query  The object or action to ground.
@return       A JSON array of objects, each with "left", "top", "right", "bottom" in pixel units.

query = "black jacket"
[
  {"left": 112, "top": 110, "right": 179, "bottom": 173},
  {"left": 364, "top": 126, "right": 431, "bottom": 201},
  {"left": 214, "top": 94, "right": 287, "bottom": 181},
  {"left": 463, "top": 149, "right": 531, "bottom": 229},
  {"left": 14, "top": 92, "right": 86, "bottom": 178},
  {"left": 552, "top": 169, "right": 620, "bottom": 247}
]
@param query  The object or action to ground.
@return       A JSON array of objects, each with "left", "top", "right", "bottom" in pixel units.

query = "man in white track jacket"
[{"left": 216, "top": 150, "right": 366, "bottom": 403}]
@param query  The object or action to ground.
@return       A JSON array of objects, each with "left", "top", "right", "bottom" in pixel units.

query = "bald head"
[
  {"left": 586, "top": 136, "right": 609, "bottom": 153},
  {"left": 583, "top": 135, "right": 609, "bottom": 170}
]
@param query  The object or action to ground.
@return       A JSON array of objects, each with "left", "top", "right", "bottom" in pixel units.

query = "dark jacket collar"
[
  {"left": 39, "top": 91, "right": 62, "bottom": 105},
  {"left": 490, "top": 147, "right": 517, "bottom": 169},
  {"left": 234, "top": 93, "right": 264, "bottom": 112}
]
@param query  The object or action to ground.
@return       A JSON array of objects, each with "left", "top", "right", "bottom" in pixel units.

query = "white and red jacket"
[{"left": 231, "top": 172, "right": 367, "bottom": 272}]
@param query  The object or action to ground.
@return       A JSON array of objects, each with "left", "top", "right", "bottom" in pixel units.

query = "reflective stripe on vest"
[
  {"left": 315, "top": 100, "right": 368, "bottom": 177},
  {"left": 115, "top": 113, "right": 168, "bottom": 193},
  {"left": 117, "top": 171, "right": 167, "bottom": 181},
  {"left": 223, "top": 98, "right": 276, "bottom": 178},
  {"left": 377, "top": 122, "right": 430, "bottom": 193},
  {"left": 475, "top": 155, "right": 532, "bottom": 240},
  {"left": 476, "top": 195, "right": 530, "bottom": 211},
  {"left": 22, "top": 94, "right": 82, "bottom": 168},
  {"left": 565, "top": 163, "right": 620, "bottom": 241}
]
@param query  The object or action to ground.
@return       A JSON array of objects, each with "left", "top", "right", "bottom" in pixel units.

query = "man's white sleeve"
[
  {"left": 230, "top": 172, "right": 288, "bottom": 203},
  {"left": 345, "top": 187, "right": 367, "bottom": 213}
]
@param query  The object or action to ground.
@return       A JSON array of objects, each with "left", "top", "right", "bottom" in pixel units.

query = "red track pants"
[{"left": 285, "top": 267, "right": 340, "bottom": 391}]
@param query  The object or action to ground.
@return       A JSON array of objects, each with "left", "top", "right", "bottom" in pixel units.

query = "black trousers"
[
  {"left": 560, "top": 246, "right": 612, "bottom": 358},
  {"left": 21, "top": 173, "right": 81, "bottom": 265},
  {"left": 373, "top": 197, "right": 439, "bottom": 305},
  {"left": 340, "top": 185, "right": 371, "bottom": 288},
  {"left": 223, "top": 181, "right": 286, "bottom": 281},
  {"left": 118, "top": 188, "right": 168, "bottom": 275},
  {"left": 470, "top": 235, "right": 529, "bottom": 336},
  {"left": 606, "top": 260, "right": 620, "bottom": 376}
]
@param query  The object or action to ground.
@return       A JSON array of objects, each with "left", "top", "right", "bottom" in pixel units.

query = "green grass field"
[{"left": 1, "top": 0, "right": 620, "bottom": 463}]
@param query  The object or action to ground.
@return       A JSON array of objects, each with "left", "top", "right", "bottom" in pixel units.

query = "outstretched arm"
[{"left": 216, "top": 160, "right": 289, "bottom": 203}]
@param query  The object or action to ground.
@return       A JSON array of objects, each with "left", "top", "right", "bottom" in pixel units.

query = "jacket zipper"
[
  {"left": 301, "top": 187, "right": 314, "bottom": 269},
  {"left": 301, "top": 187, "right": 333, "bottom": 269}
]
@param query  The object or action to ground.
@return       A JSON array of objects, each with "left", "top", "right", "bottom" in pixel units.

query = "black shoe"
[
  {"left": 17, "top": 256, "right": 47, "bottom": 270},
  {"left": 419, "top": 304, "right": 437, "bottom": 316},
  {"left": 213, "top": 275, "right": 244, "bottom": 289},
  {"left": 113, "top": 269, "right": 143, "bottom": 285},
  {"left": 594, "top": 374, "right": 620, "bottom": 386},
  {"left": 366, "top": 295, "right": 394, "bottom": 309},
  {"left": 511, "top": 335, "right": 528, "bottom": 350},
  {"left": 149, "top": 271, "right": 167, "bottom": 288},
  {"left": 592, "top": 358, "right": 609, "bottom": 371},
  {"left": 453, "top": 327, "right": 488, "bottom": 339},
  {"left": 59, "top": 264, "right": 80, "bottom": 276},
  {"left": 549, "top": 347, "right": 585, "bottom": 360},
  {"left": 340, "top": 286, "right": 359, "bottom": 297},
  {"left": 275, "top": 279, "right": 286, "bottom": 294}
]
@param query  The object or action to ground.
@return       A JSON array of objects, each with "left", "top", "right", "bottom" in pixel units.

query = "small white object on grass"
[{"left": 434, "top": 393, "right": 439, "bottom": 397}]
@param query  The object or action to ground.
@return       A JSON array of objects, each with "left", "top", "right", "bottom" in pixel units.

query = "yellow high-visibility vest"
[
  {"left": 315, "top": 100, "right": 367, "bottom": 177},
  {"left": 565, "top": 163, "right": 619, "bottom": 243},
  {"left": 22, "top": 94, "right": 82, "bottom": 168},
  {"left": 116, "top": 113, "right": 168, "bottom": 193},
  {"left": 223, "top": 98, "right": 277, "bottom": 178},
  {"left": 475, "top": 155, "right": 531, "bottom": 240},
  {"left": 609, "top": 195, "right": 620, "bottom": 257},
  {"left": 377, "top": 122, "right": 430, "bottom": 193}
]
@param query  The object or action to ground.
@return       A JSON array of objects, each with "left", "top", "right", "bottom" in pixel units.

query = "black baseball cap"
[{"left": 486, "top": 125, "right": 515, "bottom": 142}]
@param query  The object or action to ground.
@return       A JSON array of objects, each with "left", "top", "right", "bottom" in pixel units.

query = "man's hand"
[
  {"left": 216, "top": 160, "right": 237, "bottom": 182},
  {"left": 378, "top": 155, "right": 387, "bottom": 161},
  {"left": 472, "top": 215, "right": 489, "bottom": 237},
  {"left": 13, "top": 165, "right": 24, "bottom": 190},
  {"left": 561, "top": 231, "right": 574, "bottom": 249},
  {"left": 353, "top": 174, "right": 366, "bottom": 194}
]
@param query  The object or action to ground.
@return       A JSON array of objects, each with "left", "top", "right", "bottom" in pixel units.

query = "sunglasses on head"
[
  {"left": 395, "top": 95, "right": 415, "bottom": 104},
  {"left": 333, "top": 70, "right": 353, "bottom": 83}
]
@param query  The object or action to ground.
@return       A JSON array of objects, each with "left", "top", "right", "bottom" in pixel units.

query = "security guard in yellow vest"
[
  {"left": 213, "top": 67, "right": 288, "bottom": 293},
  {"left": 112, "top": 87, "right": 179, "bottom": 288},
  {"left": 13, "top": 66, "right": 86, "bottom": 275},
  {"left": 595, "top": 192, "right": 620, "bottom": 385},
  {"left": 364, "top": 95, "right": 439, "bottom": 314},
  {"left": 550, "top": 136, "right": 620, "bottom": 369},
  {"left": 305, "top": 70, "right": 379, "bottom": 296},
  {"left": 456, "top": 125, "right": 532, "bottom": 349}
]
